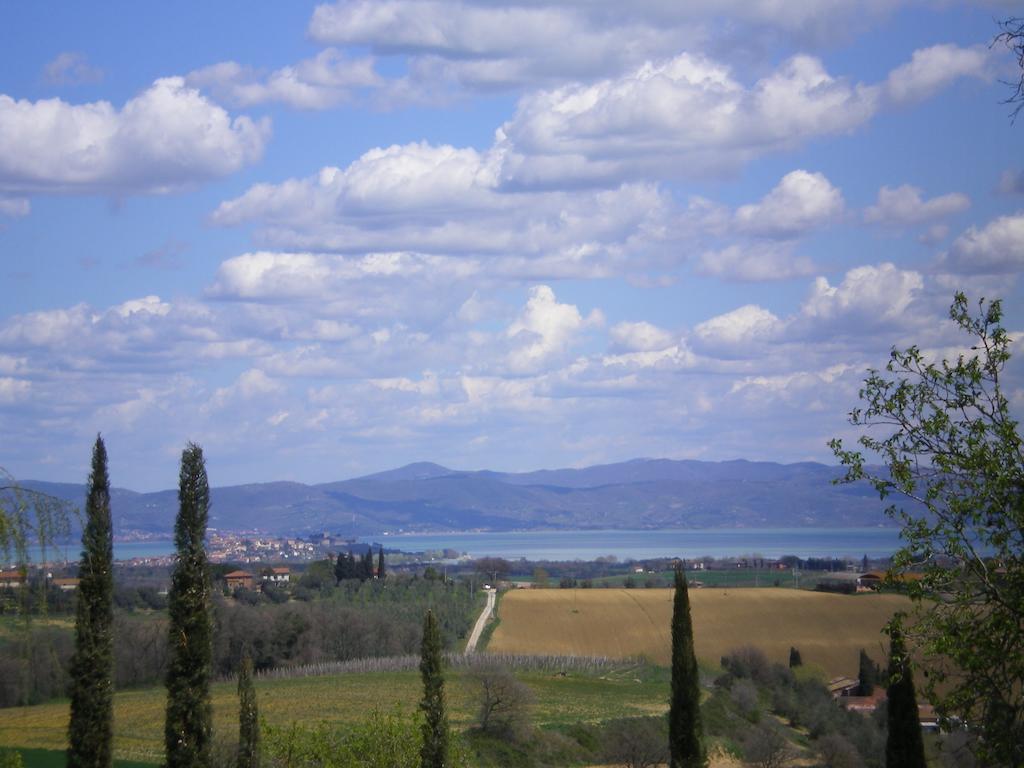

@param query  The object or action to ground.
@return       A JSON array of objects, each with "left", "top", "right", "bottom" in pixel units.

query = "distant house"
[
  {"left": 261, "top": 566, "right": 290, "bottom": 584},
  {"left": 839, "top": 688, "right": 886, "bottom": 713},
  {"left": 857, "top": 571, "right": 886, "bottom": 589},
  {"left": 858, "top": 570, "right": 926, "bottom": 590},
  {"left": 52, "top": 577, "right": 80, "bottom": 591},
  {"left": 918, "top": 704, "right": 940, "bottom": 732},
  {"left": 839, "top": 690, "right": 939, "bottom": 731},
  {"left": 225, "top": 570, "right": 255, "bottom": 591},
  {"left": 828, "top": 676, "right": 860, "bottom": 698},
  {"left": 0, "top": 570, "right": 25, "bottom": 589}
]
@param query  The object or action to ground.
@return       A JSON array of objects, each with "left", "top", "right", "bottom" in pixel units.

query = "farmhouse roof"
[
  {"left": 225, "top": 570, "right": 253, "bottom": 578},
  {"left": 828, "top": 676, "right": 860, "bottom": 696}
]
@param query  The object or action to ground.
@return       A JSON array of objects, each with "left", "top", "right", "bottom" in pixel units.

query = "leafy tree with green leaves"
[
  {"left": 994, "top": 16, "right": 1024, "bottom": 121},
  {"left": 419, "top": 609, "right": 449, "bottom": 768},
  {"left": 377, "top": 546, "right": 386, "bottom": 580},
  {"left": 67, "top": 436, "right": 115, "bottom": 768},
  {"left": 0, "top": 469, "right": 71, "bottom": 591},
  {"left": 164, "top": 443, "right": 214, "bottom": 768},
  {"left": 237, "top": 649, "right": 259, "bottom": 768},
  {"left": 885, "top": 628, "right": 926, "bottom": 768},
  {"left": 669, "top": 566, "right": 705, "bottom": 768},
  {"left": 831, "top": 293, "right": 1024, "bottom": 767}
]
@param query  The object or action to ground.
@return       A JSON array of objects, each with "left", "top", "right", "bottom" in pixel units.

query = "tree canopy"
[{"left": 831, "top": 293, "right": 1023, "bottom": 766}]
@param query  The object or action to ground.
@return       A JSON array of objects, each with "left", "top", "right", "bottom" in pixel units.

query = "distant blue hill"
[{"left": 20, "top": 457, "right": 890, "bottom": 539}]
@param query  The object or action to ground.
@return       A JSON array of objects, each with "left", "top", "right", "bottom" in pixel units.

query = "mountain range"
[{"left": 21, "top": 458, "right": 892, "bottom": 538}]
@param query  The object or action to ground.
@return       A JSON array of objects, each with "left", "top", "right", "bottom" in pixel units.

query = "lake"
[{"left": 21, "top": 527, "right": 905, "bottom": 564}]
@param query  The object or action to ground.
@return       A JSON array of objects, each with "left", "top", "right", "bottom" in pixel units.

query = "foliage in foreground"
[
  {"left": 831, "top": 293, "right": 1024, "bottom": 766},
  {"left": 262, "top": 708, "right": 470, "bottom": 768},
  {"left": 712, "top": 646, "right": 885, "bottom": 768}
]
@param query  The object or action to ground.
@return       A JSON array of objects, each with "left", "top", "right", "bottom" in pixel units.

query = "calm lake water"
[
  {"left": 369, "top": 528, "right": 904, "bottom": 561},
  {"left": 25, "top": 527, "right": 904, "bottom": 564}
]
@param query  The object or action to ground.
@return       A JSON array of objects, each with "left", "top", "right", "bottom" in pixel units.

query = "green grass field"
[{"left": 0, "top": 664, "right": 669, "bottom": 765}]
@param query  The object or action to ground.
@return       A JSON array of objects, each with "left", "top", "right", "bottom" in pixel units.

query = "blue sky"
[{"left": 1, "top": 1, "right": 1022, "bottom": 491}]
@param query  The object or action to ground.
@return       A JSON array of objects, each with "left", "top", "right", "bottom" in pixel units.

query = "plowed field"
[{"left": 488, "top": 587, "right": 910, "bottom": 677}]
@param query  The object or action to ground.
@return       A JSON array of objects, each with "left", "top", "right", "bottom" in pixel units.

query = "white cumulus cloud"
[
  {"left": 883, "top": 43, "right": 991, "bottom": 105},
  {"left": 735, "top": 170, "right": 844, "bottom": 238},
  {"left": 799, "top": 263, "right": 923, "bottom": 329},
  {"left": 695, "top": 243, "right": 816, "bottom": 282},
  {"left": 940, "top": 213, "right": 1024, "bottom": 274},
  {"left": 864, "top": 184, "right": 970, "bottom": 227},
  {"left": 211, "top": 144, "right": 683, "bottom": 279},
  {"left": 496, "top": 53, "right": 878, "bottom": 186},
  {"left": 0, "top": 78, "right": 269, "bottom": 195},
  {"left": 693, "top": 304, "right": 784, "bottom": 350},
  {"left": 609, "top": 321, "right": 675, "bottom": 352},
  {"left": 505, "top": 285, "right": 601, "bottom": 373},
  {"left": 187, "top": 50, "right": 380, "bottom": 110}
]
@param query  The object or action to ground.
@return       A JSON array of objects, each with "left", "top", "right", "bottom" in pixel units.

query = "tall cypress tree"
[
  {"left": 362, "top": 545, "right": 374, "bottom": 581},
  {"left": 669, "top": 566, "right": 705, "bottom": 768},
  {"left": 236, "top": 650, "right": 259, "bottom": 768},
  {"left": 859, "top": 649, "right": 878, "bottom": 696},
  {"left": 164, "top": 443, "right": 214, "bottom": 768},
  {"left": 419, "top": 609, "right": 449, "bottom": 768},
  {"left": 788, "top": 647, "right": 802, "bottom": 668},
  {"left": 377, "top": 546, "right": 386, "bottom": 580},
  {"left": 67, "top": 435, "right": 114, "bottom": 768},
  {"left": 886, "top": 628, "right": 926, "bottom": 768}
]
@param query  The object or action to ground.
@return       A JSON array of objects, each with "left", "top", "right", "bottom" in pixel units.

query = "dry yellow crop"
[{"left": 488, "top": 587, "right": 910, "bottom": 678}]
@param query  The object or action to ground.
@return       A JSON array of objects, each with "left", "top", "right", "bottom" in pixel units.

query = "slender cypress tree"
[
  {"left": 335, "top": 551, "right": 346, "bottom": 584},
  {"left": 886, "top": 629, "right": 926, "bottom": 768},
  {"left": 236, "top": 650, "right": 259, "bottom": 768},
  {"left": 669, "top": 566, "right": 705, "bottom": 768},
  {"left": 788, "top": 647, "right": 802, "bottom": 668},
  {"left": 377, "top": 546, "right": 386, "bottom": 580},
  {"left": 859, "top": 648, "right": 878, "bottom": 696},
  {"left": 164, "top": 443, "right": 214, "bottom": 768},
  {"left": 419, "top": 609, "right": 449, "bottom": 768},
  {"left": 67, "top": 435, "right": 114, "bottom": 768},
  {"left": 362, "top": 545, "right": 374, "bottom": 581}
]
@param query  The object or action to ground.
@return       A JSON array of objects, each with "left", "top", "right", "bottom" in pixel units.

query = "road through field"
[
  {"left": 488, "top": 587, "right": 910, "bottom": 677},
  {"left": 464, "top": 587, "right": 496, "bottom": 654}
]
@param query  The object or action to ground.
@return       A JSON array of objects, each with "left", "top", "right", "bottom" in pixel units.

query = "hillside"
[{"left": 20, "top": 457, "right": 891, "bottom": 538}]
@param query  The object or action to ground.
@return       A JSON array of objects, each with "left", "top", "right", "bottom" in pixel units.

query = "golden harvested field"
[{"left": 488, "top": 587, "right": 910, "bottom": 677}]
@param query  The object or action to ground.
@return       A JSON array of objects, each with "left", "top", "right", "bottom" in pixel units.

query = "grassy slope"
[
  {"left": 0, "top": 665, "right": 668, "bottom": 764},
  {"left": 488, "top": 587, "right": 910, "bottom": 676}
]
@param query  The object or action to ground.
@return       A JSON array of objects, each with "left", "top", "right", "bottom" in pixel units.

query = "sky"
[{"left": 1, "top": 1, "right": 1023, "bottom": 491}]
